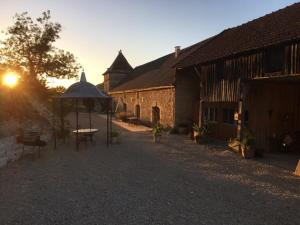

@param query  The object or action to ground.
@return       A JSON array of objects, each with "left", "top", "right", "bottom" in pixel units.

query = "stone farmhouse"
[
  {"left": 103, "top": 43, "right": 208, "bottom": 128},
  {"left": 104, "top": 3, "right": 300, "bottom": 153}
]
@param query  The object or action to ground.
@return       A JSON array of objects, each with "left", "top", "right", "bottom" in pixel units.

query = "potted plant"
[
  {"left": 199, "top": 118, "right": 212, "bottom": 143},
  {"left": 241, "top": 129, "right": 256, "bottom": 159},
  {"left": 111, "top": 131, "right": 119, "bottom": 144},
  {"left": 152, "top": 124, "right": 162, "bottom": 143},
  {"left": 192, "top": 123, "right": 201, "bottom": 143}
]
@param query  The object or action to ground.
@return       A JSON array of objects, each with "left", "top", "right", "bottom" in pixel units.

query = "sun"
[{"left": 2, "top": 73, "right": 19, "bottom": 88}]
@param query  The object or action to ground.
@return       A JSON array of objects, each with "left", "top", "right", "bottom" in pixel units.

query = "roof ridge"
[{"left": 176, "top": 2, "right": 300, "bottom": 68}]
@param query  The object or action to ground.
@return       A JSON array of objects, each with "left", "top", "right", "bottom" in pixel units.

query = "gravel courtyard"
[{"left": 0, "top": 113, "right": 300, "bottom": 225}]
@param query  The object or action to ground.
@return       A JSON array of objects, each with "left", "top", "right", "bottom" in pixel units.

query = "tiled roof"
[
  {"left": 103, "top": 50, "right": 133, "bottom": 75},
  {"left": 176, "top": 3, "right": 300, "bottom": 68},
  {"left": 109, "top": 41, "right": 209, "bottom": 92}
]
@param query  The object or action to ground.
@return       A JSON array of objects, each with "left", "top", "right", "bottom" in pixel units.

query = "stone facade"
[
  {"left": 110, "top": 71, "right": 201, "bottom": 128},
  {"left": 111, "top": 87, "right": 175, "bottom": 127},
  {"left": 104, "top": 72, "right": 129, "bottom": 93}
]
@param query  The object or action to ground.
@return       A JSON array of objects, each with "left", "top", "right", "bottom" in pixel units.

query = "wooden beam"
[
  {"left": 237, "top": 79, "right": 247, "bottom": 141},
  {"left": 194, "top": 66, "right": 204, "bottom": 128}
]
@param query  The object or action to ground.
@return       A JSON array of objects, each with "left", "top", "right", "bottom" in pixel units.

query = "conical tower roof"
[{"left": 103, "top": 50, "right": 133, "bottom": 75}]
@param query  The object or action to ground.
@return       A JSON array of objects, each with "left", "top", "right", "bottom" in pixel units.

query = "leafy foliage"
[
  {"left": 193, "top": 119, "right": 212, "bottom": 136},
  {"left": 0, "top": 10, "right": 80, "bottom": 87},
  {"left": 201, "top": 118, "right": 212, "bottom": 136},
  {"left": 152, "top": 124, "right": 162, "bottom": 136},
  {"left": 242, "top": 129, "right": 256, "bottom": 146},
  {"left": 192, "top": 123, "right": 201, "bottom": 132}
]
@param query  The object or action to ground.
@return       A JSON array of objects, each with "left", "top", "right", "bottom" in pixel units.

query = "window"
[
  {"left": 265, "top": 46, "right": 284, "bottom": 73},
  {"left": 204, "top": 107, "right": 218, "bottom": 122},
  {"left": 223, "top": 108, "right": 235, "bottom": 125}
]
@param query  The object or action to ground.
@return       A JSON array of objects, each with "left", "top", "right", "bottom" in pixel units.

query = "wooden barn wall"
[
  {"left": 201, "top": 52, "right": 264, "bottom": 102},
  {"left": 247, "top": 82, "right": 300, "bottom": 152},
  {"left": 201, "top": 41, "right": 300, "bottom": 103},
  {"left": 202, "top": 102, "right": 238, "bottom": 141},
  {"left": 284, "top": 42, "right": 300, "bottom": 75}
]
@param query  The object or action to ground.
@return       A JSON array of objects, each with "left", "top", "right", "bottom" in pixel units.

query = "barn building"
[
  {"left": 104, "top": 2, "right": 300, "bottom": 154},
  {"left": 176, "top": 2, "right": 300, "bottom": 152}
]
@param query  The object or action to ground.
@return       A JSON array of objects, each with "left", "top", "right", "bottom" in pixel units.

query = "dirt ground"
[{"left": 0, "top": 113, "right": 299, "bottom": 225}]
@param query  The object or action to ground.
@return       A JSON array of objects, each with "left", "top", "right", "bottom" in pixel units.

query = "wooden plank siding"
[
  {"left": 201, "top": 41, "right": 300, "bottom": 104},
  {"left": 201, "top": 52, "right": 264, "bottom": 102},
  {"left": 198, "top": 41, "right": 300, "bottom": 148}
]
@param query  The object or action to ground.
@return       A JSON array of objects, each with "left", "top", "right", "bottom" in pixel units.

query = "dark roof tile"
[
  {"left": 109, "top": 40, "right": 209, "bottom": 92},
  {"left": 103, "top": 50, "right": 133, "bottom": 75},
  {"left": 176, "top": 3, "right": 300, "bottom": 68}
]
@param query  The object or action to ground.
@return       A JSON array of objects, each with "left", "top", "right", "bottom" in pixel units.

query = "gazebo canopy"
[
  {"left": 57, "top": 71, "right": 110, "bottom": 99},
  {"left": 52, "top": 70, "right": 113, "bottom": 150}
]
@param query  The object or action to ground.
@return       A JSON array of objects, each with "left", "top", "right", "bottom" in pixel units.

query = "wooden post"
[
  {"left": 194, "top": 66, "right": 203, "bottom": 128},
  {"left": 75, "top": 98, "right": 79, "bottom": 150},
  {"left": 237, "top": 79, "right": 247, "bottom": 141}
]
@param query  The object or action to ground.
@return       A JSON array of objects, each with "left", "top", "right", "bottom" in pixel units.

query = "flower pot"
[
  {"left": 241, "top": 145, "right": 255, "bottom": 159},
  {"left": 193, "top": 131, "right": 200, "bottom": 138},
  {"left": 153, "top": 134, "right": 161, "bottom": 143},
  {"left": 194, "top": 135, "right": 201, "bottom": 144}
]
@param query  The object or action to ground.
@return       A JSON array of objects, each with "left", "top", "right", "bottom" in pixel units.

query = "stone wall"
[
  {"left": 104, "top": 72, "right": 129, "bottom": 92},
  {"left": 111, "top": 88, "right": 175, "bottom": 127},
  {"left": 0, "top": 132, "right": 51, "bottom": 169}
]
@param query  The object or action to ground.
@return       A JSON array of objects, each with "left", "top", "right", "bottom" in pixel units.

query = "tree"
[{"left": 0, "top": 10, "right": 80, "bottom": 88}]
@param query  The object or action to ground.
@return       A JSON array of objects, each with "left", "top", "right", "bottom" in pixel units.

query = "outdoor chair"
[{"left": 16, "top": 131, "right": 47, "bottom": 158}]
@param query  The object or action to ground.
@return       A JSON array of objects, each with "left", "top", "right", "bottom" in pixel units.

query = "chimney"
[{"left": 174, "top": 46, "right": 181, "bottom": 58}]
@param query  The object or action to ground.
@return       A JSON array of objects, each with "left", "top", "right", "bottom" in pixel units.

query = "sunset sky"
[{"left": 0, "top": 0, "right": 299, "bottom": 87}]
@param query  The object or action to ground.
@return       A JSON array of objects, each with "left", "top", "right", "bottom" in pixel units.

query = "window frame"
[
  {"left": 222, "top": 108, "right": 235, "bottom": 125},
  {"left": 204, "top": 107, "right": 218, "bottom": 123}
]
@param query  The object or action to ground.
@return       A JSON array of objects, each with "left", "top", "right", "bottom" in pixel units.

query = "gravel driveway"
[{"left": 0, "top": 113, "right": 299, "bottom": 225}]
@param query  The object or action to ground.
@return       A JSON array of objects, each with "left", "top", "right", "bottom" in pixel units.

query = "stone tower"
[{"left": 103, "top": 50, "right": 133, "bottom": 92}]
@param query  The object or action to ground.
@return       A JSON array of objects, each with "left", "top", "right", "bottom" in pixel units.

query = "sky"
[{"left": 0, "top": 0, "right": 299, "bottom": 87}]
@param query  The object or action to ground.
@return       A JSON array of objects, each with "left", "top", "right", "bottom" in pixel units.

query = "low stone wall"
[
  {"left": 0, "top": 133, "right": 51, "bottom": 169},
  {"left": 0, "top": 136, "right": 23, "bottom": 168}
]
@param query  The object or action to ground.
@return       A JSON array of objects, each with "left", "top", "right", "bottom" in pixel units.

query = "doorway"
[{"left": 152, "top": 106, "right": 160, "bottom": 125}]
